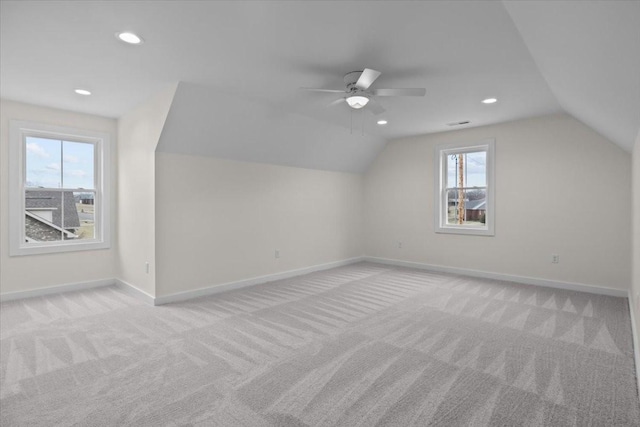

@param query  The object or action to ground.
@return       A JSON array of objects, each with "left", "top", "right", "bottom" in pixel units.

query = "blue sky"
[
  {"left": 447, "top": 151, "right": 486, "bottom": 188},
  {"left": 26, "top": 136, "right": 94, "bottom": 189}
]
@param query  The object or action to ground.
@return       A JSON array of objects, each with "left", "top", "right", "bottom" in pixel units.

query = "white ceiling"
[
  {"left": 1, "top": 1, "right": 638, "bottom": 172},
  {"left": 504, "top": 0, "right": 640, "bottom": 153},
  {"left": 156, "top": 82, "right": 388, "bottom": 172}
]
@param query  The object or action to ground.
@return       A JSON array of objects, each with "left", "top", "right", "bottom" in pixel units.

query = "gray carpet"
[{"left": 1, "top": 262, "right": 639, "bottom": 426}]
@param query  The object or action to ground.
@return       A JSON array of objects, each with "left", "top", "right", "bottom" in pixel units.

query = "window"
[
  {"left": 9, "top": 121, "right": 111, "bottom": 255},
  {"left": 435, "top": 139, "right": 495, "bottom": 236}
]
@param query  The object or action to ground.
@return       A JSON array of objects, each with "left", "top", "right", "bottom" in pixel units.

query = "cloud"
[
  {"left": 26, "top": 142, "right": 49, "bottom": 158},
  {"left": 46, "top": 163, "right": 60, "bottom": 171},
  {"left": 68, "top": 170, "right": 87, "bottom": 177},
  {"left": 64, "top": 154, "right": 79, "bottom": 163}
]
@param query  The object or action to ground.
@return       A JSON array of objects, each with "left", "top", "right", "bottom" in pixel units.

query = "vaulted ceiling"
[{"left": 1, "top": 1, "right": 638, "bottom": 173}]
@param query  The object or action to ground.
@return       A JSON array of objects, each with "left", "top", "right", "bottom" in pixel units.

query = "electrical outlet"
[
  {"left": 275, "top": 250, "right": 280, "bottom": 259},
  {"left": 145, "top": 262, "right": 150, "bottom": 274},
  {"left": 398, "top": 242, "right": 402, "bottom": 249},
  {"left": 551, "top": 254, "right": 559, "bottom": 264}
]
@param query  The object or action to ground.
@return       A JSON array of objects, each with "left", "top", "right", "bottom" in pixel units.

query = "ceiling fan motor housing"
[{"left": 344, "top": 71, "right": 364, "bottom": 92}]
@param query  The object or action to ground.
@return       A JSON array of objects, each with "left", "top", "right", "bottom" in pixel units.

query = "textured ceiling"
[{"left": 1, "top": 1, "right": 638, "bottom": 173}]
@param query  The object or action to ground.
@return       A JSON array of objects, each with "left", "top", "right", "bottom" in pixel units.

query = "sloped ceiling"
[
  {"left": 1, "top": 1, "right": 638, "bottom": 173},
  {"left": 503, "top": 0, "right": 640, "bottom": 152},
  {"left": 156, "top": 82, "right": 387, "bottom": 173}
]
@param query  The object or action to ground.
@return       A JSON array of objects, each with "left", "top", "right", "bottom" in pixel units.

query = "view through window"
[
  {"left": 446, "top": 150, "right": 487, "bottom": 226},
  {"left": 436, "top": 140, "right": 494, "bottom": 235},
  {"left": 25, "top": 136, "right": 96, "bottom": 242}
]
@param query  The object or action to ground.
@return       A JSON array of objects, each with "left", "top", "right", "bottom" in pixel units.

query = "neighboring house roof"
[
  {"left": 465, "top": 199, "right": 486, "bottom": 210},
  {"left": 25, "top": 190, "right": 80, "bottom": 229},
  {"left": 448, "top": 196, "right": 487, "bottom": 210},
  {"left": 25, "top": 211, "right": 78, "bottom": 242}
]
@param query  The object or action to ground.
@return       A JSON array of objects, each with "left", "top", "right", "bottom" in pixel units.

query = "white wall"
[
  {"left": 117, "top": 85, "right": 176, "bottom": 297},
  {"left": 155, "top": 152, "right": 363, "bottom": 298},
  {"left": 631, "top": 128, "right": 640, "bottom": 350},
  {"left": 0, "top": 100, "right": 117, "bottom": 295},
  {"left": 364, "top": 113, "right": 631, "bottom": 291},
  {"left": 2, "top": 99, "right": 633, "bottom": 306}
]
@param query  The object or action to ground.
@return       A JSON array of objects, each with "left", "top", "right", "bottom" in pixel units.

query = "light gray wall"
[
  {"left": 154, "top": 152, "right": 364, "bottom": 298},
  {"left": 363, "top": 113, "right": 631, "bottom": 291},
  {"left": 0, "top": 100, "right": 117, "bottom": 294},
  {"left": 116, "top": 85, "right": 177, "bottom": 297},
  {"left": 2, "top": 98, "right": 634, "bottom": 306},
  {"left": 632, "top": 129, "right": 640, "bottom": 350}
]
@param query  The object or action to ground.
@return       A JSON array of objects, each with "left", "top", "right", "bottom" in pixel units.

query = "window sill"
[
  {"left": 435, "top": 226, "right": 494, "bottom": 236},
  {"left": 10, "top": 240, "right": 110, "bottom": 256}
]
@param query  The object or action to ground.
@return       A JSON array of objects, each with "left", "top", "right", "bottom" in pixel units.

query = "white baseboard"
[
  {"left": 0, "top": 257, "right": 365, "bottom": 306},
  {"left": 628, "top": 291, "right": 640, "bottom": 401},
  {"left": 0, "top": 278, "right": 115, "bottom": 303},
  {"left": 364, "top": 256, "right": 628, "bottom": 298},
  {"left": 114, "top": 279, "right": 156, "bottom": 306},
  {"left": 153, "top": 256, "right": 365, "bottom": 305}
]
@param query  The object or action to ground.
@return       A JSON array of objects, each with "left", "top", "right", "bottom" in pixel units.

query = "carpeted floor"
[{"left": 1, "top": 262, "right": 639, "bottom": 426}]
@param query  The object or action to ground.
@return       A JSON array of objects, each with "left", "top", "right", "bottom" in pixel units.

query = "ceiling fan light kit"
[
  {"left": 302, "top": 68, "right": 426, "bottom": 115},
  {"left": 346, "top": 95, "right": 369, "bottom": 109}
]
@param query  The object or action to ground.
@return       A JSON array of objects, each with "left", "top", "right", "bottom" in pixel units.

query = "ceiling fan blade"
[
  {"left": 367, "top": 98, "right": 386, "bottom": 115},
  {"left": 355, "top": 68, "right": 381, "bottom": 90},
  {"left": 328, "top": 98, "right": 345, "bottom": 107},
  {"left": 300, "top": 88, "right": 346, "bottom": 93},
  {"left": 372, "top": 88, "right": 426, "bottom": 97}
]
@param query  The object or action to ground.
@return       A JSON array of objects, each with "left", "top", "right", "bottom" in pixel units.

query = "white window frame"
[
  {"left": 9, "top": 120, "right": 111, "bottom": 256},
  {"left": 434, "top": 139, "right": 495, "bottom": 236}
]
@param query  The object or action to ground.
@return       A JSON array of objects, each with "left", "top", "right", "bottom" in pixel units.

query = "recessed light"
[
  {"left": 482, "top": 98, "right": 497, "bottom": 104},
  {"left": 74, "top": 89, "right": 91, "bottom": 96},
  {"left": 116, "top": 32, "right": 144, "bottom": 45},
  {"left": 377, "top": 120, "right": 388, "bottom": 125}
]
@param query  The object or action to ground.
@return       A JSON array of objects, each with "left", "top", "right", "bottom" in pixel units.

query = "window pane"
[
  {"left": 25, "top": 190, "right": 62, "bottom": 242},
  {"left": 446, "top": 187, "right": 487, "bottom": 226},
  {"left": 63, "top": 141, "right": 94, "bottom": 189},
  {"left": 74, "top": 191, "right": 95, "bottom": 239},
  {"left": 446, "top": 188, "right": 459, "bottom": 224},
  {"left": 446, "top": 151, "right": 487, "bottom": 189},
  {"left": 465, "top": 151, "right": 486, "bottom": 187},
  {"left": 61, "top": 191, "right": 81, "bottom": 240},
  {"left": 25, "top": 136, "right": 61, "bottom": 188},
  {"left": 447, "top": 155, "right": 457, "bottom": 188},
  {"left": 24, "top": 190, "right": 87, "bottom": 242},
  {"left": 447, "top": 188, "right": 474, "bottom": 225}
]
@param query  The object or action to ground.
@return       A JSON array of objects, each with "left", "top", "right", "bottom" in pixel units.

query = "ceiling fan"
[{"left": 301, "top": 68, "right": 426, "bottom": 115}]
